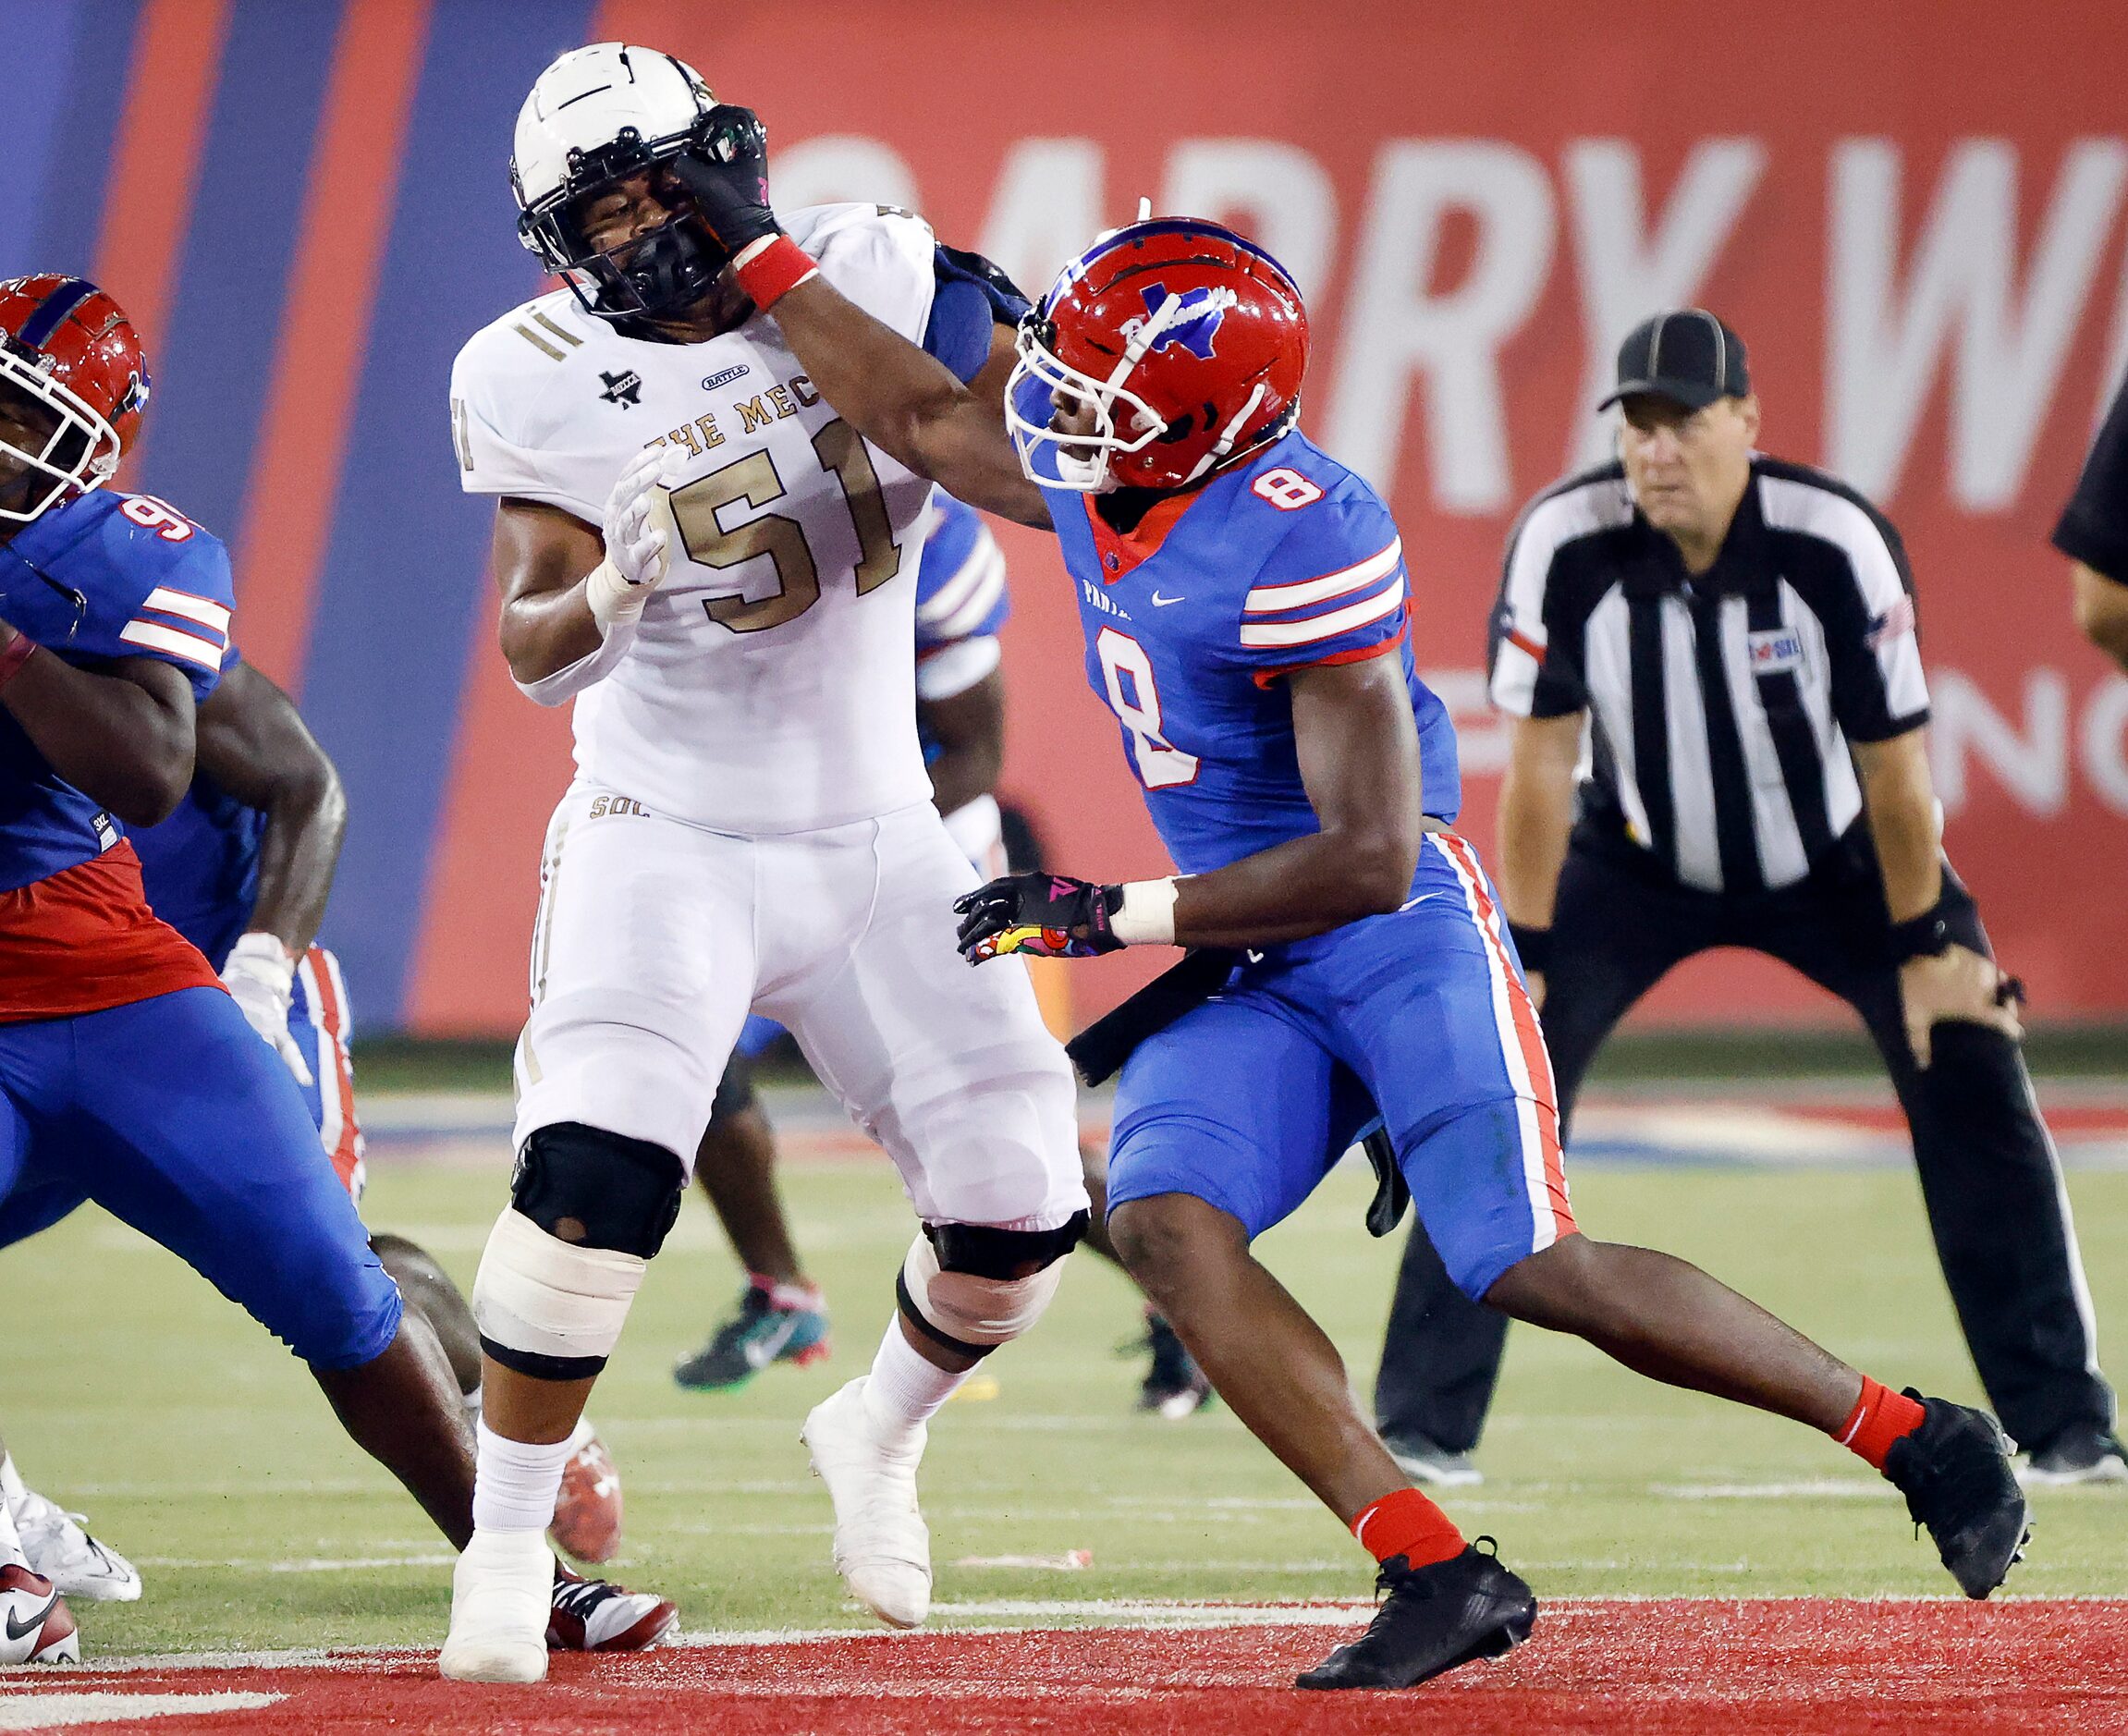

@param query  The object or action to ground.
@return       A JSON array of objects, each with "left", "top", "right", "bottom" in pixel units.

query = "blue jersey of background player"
[{"left": 688, "top": 153, "right": 2035, "bottom": 1686}]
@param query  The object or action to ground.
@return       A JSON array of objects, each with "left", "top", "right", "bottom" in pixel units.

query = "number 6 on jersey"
[{"left": 1096, "top": 628, "right": 1199, "bottom": 789}]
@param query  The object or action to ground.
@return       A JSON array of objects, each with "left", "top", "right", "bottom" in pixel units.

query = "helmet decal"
[{"left": 1122, "top": 284, "right": 1239, "bottom": 362}]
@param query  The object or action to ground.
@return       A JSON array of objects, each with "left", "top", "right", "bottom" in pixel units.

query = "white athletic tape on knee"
[
  {"left": 899, "top": 1234, "right": 1064, "bottom": 1351},
  {"left": 471, "top": 1207, "right": 645, "bottom": 1364}
]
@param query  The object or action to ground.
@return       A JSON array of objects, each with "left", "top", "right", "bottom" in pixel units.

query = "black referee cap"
[{"left": 1598, "top": 310, "right": 1749, "bottom": 411}]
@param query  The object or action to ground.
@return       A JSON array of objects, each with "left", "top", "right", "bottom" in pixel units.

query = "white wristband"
[
  {"left": 1109, "top": 877, "right": 1179, "bottom": 947},
  {"left": 584, "top": 557, "right": 647, "bottom": 635}
]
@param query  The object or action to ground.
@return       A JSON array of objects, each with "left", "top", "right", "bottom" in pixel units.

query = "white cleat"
[
  {"left": 439, "top": 1529, "right": 553, "bottom": 1683},
  {"left": 14, "top": 1487, "right": 141, "bottom": 1602},
  {"left": 0, "top": 1564, "right": 79, "bottom": 1664},
  {"left": 801, "top": 1377, "right": 931, "bottom": 1628}
]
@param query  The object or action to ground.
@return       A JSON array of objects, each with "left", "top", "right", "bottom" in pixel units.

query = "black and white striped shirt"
[{"left": 1489, "top": 456, "right": 1928, "bottom": 897}]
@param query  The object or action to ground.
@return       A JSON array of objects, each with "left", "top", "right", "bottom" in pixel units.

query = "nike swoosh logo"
[
  {"left": 1150, "top": 592, "right": 1184, "bottom": 606},
  {"left": 5, "top": 1594, "right": 55, "bottom": 1641},
  {"left": 744, "top": 1315, "right": 801, "bottom": 1369},
  {"left": 1398, "top": 891, "right": 1446, "bottom": 911}
]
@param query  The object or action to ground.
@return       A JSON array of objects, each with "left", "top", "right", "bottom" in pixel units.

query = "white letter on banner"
[
  {"left": 2082, "top": 677, "right": 2128, "bottom": 813},
  {"left": 1562, "top": 139, "right": 1767, "bottom": 471},
  {"left": 1324, "top": 141, "right": 1554, "bottom": 514},
  {"left": 1928, "top": 667, "right": 2068, "bottom": 817},
  {"left": 978, "top": 140, "right": 1105, "bottom": 304},
  {"left": 1828, "top": 139, "right": 2126, "bottom": 508},
  {"left": 1160, "top": 141, "right": 1338, "bottom": 304},
  {"left": 773, "top": 137, "right": 921, "bottom": 213}
]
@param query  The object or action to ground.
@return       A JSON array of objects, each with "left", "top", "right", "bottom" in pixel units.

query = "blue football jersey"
[
  {"left": 129, "top": 643, "right": 263, "bottom": 971},
  {"left": 1024, "top": 392, "right": 1461, "bottom": 875},
  {"left": 914, "top": 494, "right": 1009, "bottom": 657},
  {"left": 0, "top": 491, "right": 235, "bottom": 892},
  {"left": 914, "top": 494, "right": 1010, "bottom": 770}
]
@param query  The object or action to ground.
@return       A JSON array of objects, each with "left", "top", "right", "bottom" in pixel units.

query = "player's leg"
[
  {"left": 1101, "top": 995, "right": 1532, "bottom": 1692},
  {"left": 1383, "top": 836, "right": 2025, "bottom": 1598},
  {"left": 1755, "top": 883, "right": 2119, "bottom": 1482},
  {"left": 1373, "top": 844, "right": 1712, "bottom": 1479},
  {"left": 450, "top": 791, "right": 741, "bottom": 1677},
  {"left": 677, "top": 1036, "right": 831, "bottom": 1391},
  {"left": 59, "top": 987, "right": 482, "bottom": 1540},
  {"left": 770, "top": 806, "right": 1085, "bottom": 1627}
]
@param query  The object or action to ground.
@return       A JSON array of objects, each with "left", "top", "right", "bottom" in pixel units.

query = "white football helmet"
[{"left": 510, "top": 43, "right": 724, "bottom": 321}]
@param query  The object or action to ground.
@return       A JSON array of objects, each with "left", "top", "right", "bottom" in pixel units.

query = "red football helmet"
[
  {"left": 1007, "top": 217, "right": 1308, "bottom": 493},
  {"left": 0, "top": 275, "right": 150, "bottom": 525}
]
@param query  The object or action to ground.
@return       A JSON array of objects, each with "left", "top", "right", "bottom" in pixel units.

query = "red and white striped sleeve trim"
[
  {"left": 122, "top": 585, "right": 231, "bottom": 671},
  {"left": 1239, "top": 537, "right": 1406, "bottom": 650}
]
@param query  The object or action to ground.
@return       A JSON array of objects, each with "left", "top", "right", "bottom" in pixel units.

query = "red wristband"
[
  {"left": 0, "top": 632, "right": 37, "bottom": 691},
  {"left": 731, "top": 235, "right": 819, "bottom": 312}
]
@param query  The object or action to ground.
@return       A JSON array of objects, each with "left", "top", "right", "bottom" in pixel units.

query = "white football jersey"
[{"left": 450, "top": 204, "right": 942, "bottom": 833}]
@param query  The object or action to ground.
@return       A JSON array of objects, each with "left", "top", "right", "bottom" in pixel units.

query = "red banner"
[{"left": 418, "top": 0, "right": 2128, "bottom": 1032}]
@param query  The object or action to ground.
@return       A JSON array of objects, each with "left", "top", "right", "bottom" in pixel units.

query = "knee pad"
[
  {"left": 894, "top": 1213, "right": 1087, "bottom": 1360},
  {"left": 510, "top": 1120, "right": 685, "bottom": 1257},
  {"left": 471, "top": 1122, "right": 685, "bottom": 1381}
]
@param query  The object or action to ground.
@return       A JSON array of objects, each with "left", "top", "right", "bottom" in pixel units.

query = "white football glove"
[
  {"left": 586, "top": 445, "right": 679, "bottom": 633},
  {"left": 222, "top": 932, "right": 313, "bottom": 1087}
]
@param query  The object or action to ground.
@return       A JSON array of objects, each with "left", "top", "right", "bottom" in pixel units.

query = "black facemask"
[{"left": 572, "top": 212, "right": 727, "bottom": 321}]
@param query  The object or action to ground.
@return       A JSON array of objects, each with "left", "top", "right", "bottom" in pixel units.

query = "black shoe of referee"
[
  {"left": 1881, "top": 1389, "right": 2029, "bottom": 1598},
  {"left": 1295, "top": 1538, "right": 1535, "bottom": 1690}
]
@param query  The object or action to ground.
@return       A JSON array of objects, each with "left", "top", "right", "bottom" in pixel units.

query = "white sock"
[
  {"left": 471, "top": 1421, "right": 573, "bottom": 1534},
  {"left": 862, "top": 1323, "right": 972, "bottom": 1450},
  {"left": 0, "top": 1453, "right": 25, "bottom": 1519},
  {"left": 563, "top": 1415, "right": 595, "bottom": 1454},
  {"left": 461, "top": 1385, "right": 483, "bottom": 1421}
]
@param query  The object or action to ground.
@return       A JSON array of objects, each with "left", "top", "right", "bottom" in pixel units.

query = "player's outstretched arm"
[
  {"left": 0, "top": 629, "right": 194, "bottom": 825},
  {"left": 673, "top": 107, "right": 1051, "bottom": 531},
  {"left": 194, "top": 659, "right": 345, "bottom": 956},
  {"left": 956, "top": 656, "right": 1425, "bottom": 962}
]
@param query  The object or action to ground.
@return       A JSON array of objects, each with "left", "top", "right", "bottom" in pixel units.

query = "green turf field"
[{"left": 6, "top": 1152, "right": 2124, "bottom": 1655}]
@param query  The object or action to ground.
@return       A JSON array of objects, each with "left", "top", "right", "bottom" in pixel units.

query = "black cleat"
[
  {"left": 1881, "top": 1389, "right": 2030, "bottom": 1598},
  {"left": 1296, "top": 1539, "right": 1536, "bottom": 1690},
  {"left": 1131, "top": 1313, "right": 1215, "bottom": 1418}
]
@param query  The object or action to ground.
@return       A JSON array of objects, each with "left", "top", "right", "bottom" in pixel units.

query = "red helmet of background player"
[
  {"left": 1006, "top": 216, "right": 1308, "bottom": 494},
  {"left": 0, "top": 275, "right": 151, "bottom": 526}
]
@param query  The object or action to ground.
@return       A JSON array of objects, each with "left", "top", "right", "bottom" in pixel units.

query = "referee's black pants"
[{"left": 1373, "top": 828, "right": 2112, "bottom": 1458}]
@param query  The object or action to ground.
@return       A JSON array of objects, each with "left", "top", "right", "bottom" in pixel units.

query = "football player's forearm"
[
  {"left": 499, "top": 584, "right": 604, "bottom": 685},
  {"left": 0, "top": 640, "right": 193, "bottom": 825},
  {"left": 1172, "top": 829, "right": 1420, "bottom": 948},
  {"left": 249, "top": 774, "right": 344, "bottom": 954},
  {"left": 770, "top": 281, "right": 1048, "bottom": 528}
]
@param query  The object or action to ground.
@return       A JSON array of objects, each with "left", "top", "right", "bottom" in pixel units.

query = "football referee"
[{"left": 1372, "top": 311, "right": 2122, "bottom": 1487}]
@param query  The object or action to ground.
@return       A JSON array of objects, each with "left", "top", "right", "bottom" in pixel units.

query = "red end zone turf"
[{"left": 7, "top": 1601, "right": 2125, "bottom": 1735}]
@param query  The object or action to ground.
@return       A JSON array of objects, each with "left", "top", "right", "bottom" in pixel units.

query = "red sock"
[
  {"left": 1351, "top": 1487, "right": 1464, "bottom": 1569},
  {"left": 1835, "top": 1375, "right": 1926, "bottom": 1471}
]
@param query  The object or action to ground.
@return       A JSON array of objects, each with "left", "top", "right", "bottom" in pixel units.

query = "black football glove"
[
  {"left": 953, "top": 873, "right": 1126, "bottom": 963},
  {"left": 670, "top": 104, "right": 783, "bottom": 262}
]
